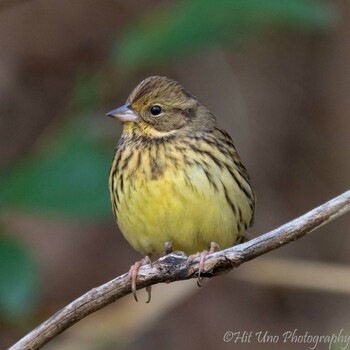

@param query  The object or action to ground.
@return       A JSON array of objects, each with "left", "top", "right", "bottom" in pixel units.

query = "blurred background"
[{"left": 0, "top": 0, "right": 349, "bottom": 349}]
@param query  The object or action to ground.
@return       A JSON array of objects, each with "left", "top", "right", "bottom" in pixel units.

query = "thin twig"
[{"left": 10, "top": 190, "right": 350, "bottom": 350}]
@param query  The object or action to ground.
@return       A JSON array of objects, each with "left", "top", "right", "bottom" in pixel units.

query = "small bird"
[{"left": 107, "top": 76, "right": 255, "bottom": 301}]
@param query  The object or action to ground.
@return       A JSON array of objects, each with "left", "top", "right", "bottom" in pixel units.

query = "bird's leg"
[
  {"left": 129, "top": 242, "right": 173, "bottom": 303},
  {"left": 128, "top": 255, "right": 152, "bottom": 303},
  {"left": 188, "top": 242, "right": 220, "bottom": 286}
]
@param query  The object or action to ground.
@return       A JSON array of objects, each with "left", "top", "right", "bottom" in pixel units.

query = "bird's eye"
[{"left": 150, "top": 105, "right": 162, "bottom": 116}]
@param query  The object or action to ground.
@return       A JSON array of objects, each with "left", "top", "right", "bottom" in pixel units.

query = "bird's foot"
[
  {"left": 129, "top": 241, "right": 174, "bottom": 303},
  {"left": 188, "top": 242, "right": 220, "bottom": 286},
  {"left": 128, "top": 256, "right": 152, "bottom": 303}
]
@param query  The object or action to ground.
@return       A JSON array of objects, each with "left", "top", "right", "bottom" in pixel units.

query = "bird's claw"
[
  {"left": 188, "top": 242, "right": 220, "bottom": 286},
  {"left": 128, "top": 256, "right": 152, "bottom": 302}
]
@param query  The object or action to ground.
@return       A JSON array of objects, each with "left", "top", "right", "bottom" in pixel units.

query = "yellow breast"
[{"left": 109, "top": 135, "right": 253, "bottom": 256}]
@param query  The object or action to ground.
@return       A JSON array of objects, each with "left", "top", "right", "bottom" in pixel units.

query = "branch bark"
[{"left": 10, "top": 190, "right": 350, "bottom": 350}]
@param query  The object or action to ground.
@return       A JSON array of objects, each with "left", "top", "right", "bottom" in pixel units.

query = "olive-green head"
[{"left": 107, "top": 76, "right": 216, "bottom": 136}]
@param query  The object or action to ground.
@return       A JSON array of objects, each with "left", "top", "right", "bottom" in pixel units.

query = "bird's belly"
[{"left": 116, "top": 166, "right": 245, "bottom": 256}]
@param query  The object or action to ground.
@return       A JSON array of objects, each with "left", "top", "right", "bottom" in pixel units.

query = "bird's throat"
[{"left": 123, "top": 120, "right": 177, "bottom": 139}]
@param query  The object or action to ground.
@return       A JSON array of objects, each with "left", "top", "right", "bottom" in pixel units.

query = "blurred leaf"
[
  {"left": 114, "top": 0, "right": 338, "bottom": 70},
  {"left": 71, "top": 71, "right": 104, "bottom": 113},
  {"left": 0, "top": 116, "right": 114, "bottom": 220},
  {"left": 0, "top": 231, "right": 39, "bottom": 321}
]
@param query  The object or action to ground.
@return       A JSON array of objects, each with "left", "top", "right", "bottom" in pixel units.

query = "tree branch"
[{"left": 10, "top": 190, "right": 350, "bottom": 350}]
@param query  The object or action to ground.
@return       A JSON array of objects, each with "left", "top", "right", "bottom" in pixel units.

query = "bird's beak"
[{"left": 106, "top": 104, "right": 138, "bottom": 122}]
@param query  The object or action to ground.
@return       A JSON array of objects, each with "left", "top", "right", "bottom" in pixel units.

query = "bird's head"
[{"left": 107, "top": 76, "right": 216, "bottom": 137}]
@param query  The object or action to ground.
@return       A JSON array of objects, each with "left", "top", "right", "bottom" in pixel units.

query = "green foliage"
[
  {"left": 0, "top": 231, "right": 39, "bottom": 321},
  {"left": 114, "top": 0, "right": 338, "bottom": 70},
  {"left": 0, "top": 117, "right": 113, "bottom": 220},
  {"left": 72, "top": 71, "right": 104, "bottom": 114},
  {"left": 0, "top": 73, "right": 113, "bottom": 320}
]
